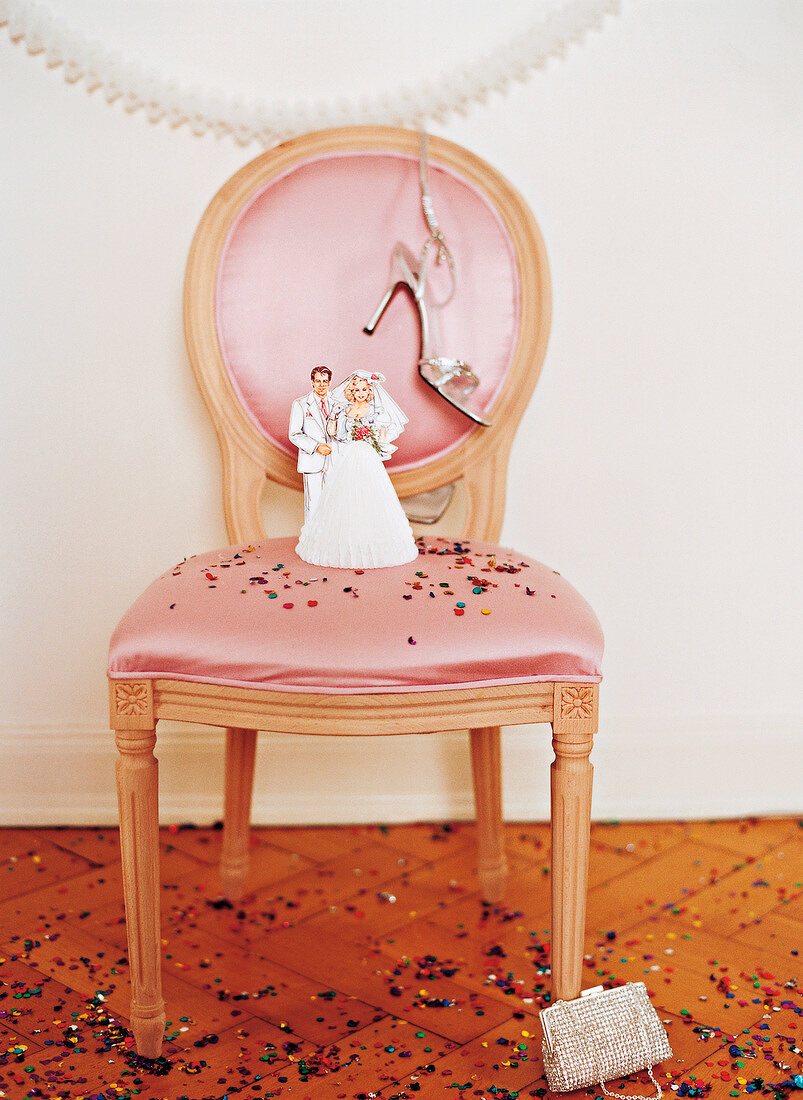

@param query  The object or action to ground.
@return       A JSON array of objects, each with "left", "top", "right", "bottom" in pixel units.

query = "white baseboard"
[{"left": 2, "top": 716, "right": 800, "bottom": 826}]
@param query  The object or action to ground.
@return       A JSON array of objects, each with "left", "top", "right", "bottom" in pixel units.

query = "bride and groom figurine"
[{"left": 289, "top": 366, "right": 418, "bottom": 569}]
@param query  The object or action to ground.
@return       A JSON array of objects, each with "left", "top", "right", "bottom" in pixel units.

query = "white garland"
[{"left": 1, "top": 0, "right": 620, "bottom": 146}]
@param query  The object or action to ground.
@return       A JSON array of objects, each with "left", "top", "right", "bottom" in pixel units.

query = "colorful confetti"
[{"left": 1, "top": 819, "right": 799, "bottom": 1099}]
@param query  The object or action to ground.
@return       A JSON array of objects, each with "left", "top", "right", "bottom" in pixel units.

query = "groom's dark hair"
[{"left": 311, "top": 365, "right": 332, "bottom": 382}]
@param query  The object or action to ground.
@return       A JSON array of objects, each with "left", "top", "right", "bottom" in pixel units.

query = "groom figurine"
[{"left": 289, "top": 366, "right": 335, "bottom": 520}]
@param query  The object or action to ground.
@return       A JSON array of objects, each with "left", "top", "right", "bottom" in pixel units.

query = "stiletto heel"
[
  {"left": 363, "top": 242, "right": 491, "bottom": 426},
  {"left": 363, "top": 284, "right": 397, "bottom": 336},
  {"left": 363, "top": 243, "right": 418, "bottom": 335}
]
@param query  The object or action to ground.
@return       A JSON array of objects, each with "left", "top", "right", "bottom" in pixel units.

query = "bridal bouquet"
[{"left": 351, "top": 422, "right": 383, "bottom": 454}]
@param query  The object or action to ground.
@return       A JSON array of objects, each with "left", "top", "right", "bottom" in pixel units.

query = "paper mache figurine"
[
  {"left": 288, "top": 365, "right": 337, "bottom": 521},
  {"left": 292, "top": 369, "right": 418, "bottom": 569}
]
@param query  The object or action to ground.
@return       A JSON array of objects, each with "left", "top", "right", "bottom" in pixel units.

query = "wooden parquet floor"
[{"left": 0, "top": 818, "right": 800, "bottom": 1100}]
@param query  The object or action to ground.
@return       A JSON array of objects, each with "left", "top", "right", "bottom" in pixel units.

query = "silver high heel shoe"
[{"left": 363, "top": 242, "right": 491, "bottom": 427}]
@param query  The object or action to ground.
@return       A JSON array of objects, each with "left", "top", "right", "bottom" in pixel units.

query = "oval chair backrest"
[{"left": 184, "top": 126, "right": 551, "bottom": 544}]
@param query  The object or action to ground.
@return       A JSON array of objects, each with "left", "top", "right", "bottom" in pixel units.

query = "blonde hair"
[{"left": 344, "top": 374, "right": 373, "bottom": 402}]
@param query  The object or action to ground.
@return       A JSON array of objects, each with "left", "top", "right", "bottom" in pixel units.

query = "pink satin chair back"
[{"left": 184, "top": 127, "right": 551, "bottom": 543}]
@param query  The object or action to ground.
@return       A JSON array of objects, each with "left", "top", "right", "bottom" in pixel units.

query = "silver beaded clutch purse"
[{"left": 541, "top": 982, "right": 672, "bottom": 1097}]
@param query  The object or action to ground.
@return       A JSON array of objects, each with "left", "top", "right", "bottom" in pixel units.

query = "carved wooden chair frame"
[{"left": 109, "top": 127, "right": 598, "bottom": 1057}]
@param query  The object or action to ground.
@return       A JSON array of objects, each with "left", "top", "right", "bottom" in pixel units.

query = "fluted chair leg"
[
  {"left": 470, "top": 725, "right": 508, "bottom": 901},
  {"left": 115, "top": 726, "right": 165, "bottom": 1058},
  {"left": 550, "top": 683, "right": 597, "bottom": 1002},
  {"left": 221, "top": 727, "right": 258, "bottom": 901}
]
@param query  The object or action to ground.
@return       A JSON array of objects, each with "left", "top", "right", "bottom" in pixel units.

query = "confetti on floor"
[{"left": 0, "top": 819, "right": 800, "bottom": 1099}]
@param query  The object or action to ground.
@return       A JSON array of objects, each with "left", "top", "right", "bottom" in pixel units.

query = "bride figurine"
[{"left": 295, "top": 370, "right": 419, "bottom": 568}]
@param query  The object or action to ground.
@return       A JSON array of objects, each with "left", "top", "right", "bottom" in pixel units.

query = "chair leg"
[
  {"left": 115, "top": 726, "right": 165, "bottom": 1058},
  {"left": 470, "top": 726, "right": 508, "bottom": 901},
  {"left": 550, "top": 683, "right": 597, "bottom": 1002},
  {"left": 221, "top": 727, "right": 257, "bottom": 901}
]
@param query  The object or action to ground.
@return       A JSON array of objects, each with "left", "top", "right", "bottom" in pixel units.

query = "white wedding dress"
[{"left": 295, "top": 412, "right": 418, "bottom": 569}]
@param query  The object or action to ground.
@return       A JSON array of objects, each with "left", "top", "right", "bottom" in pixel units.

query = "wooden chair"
[{"left": 107, "top": 126, "right": 603, "bottom": 1058}]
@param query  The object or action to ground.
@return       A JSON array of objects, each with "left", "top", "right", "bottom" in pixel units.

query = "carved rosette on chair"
[{"left": 107, "top": 126, "right": 604, "bottom": 1057}]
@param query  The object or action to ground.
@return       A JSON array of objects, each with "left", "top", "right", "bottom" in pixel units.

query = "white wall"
[{"left": 2, "top": 0, "right": 801, "bottom": 825}]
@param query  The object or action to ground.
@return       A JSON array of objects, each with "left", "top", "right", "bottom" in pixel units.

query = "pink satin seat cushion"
[{"left": 108, "top": 537, "right": 603, "bottom": 694}]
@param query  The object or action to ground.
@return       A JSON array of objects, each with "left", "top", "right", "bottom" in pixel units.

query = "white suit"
[{"left": 289, "top": 390, "right": 336, "bottom": 519}]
